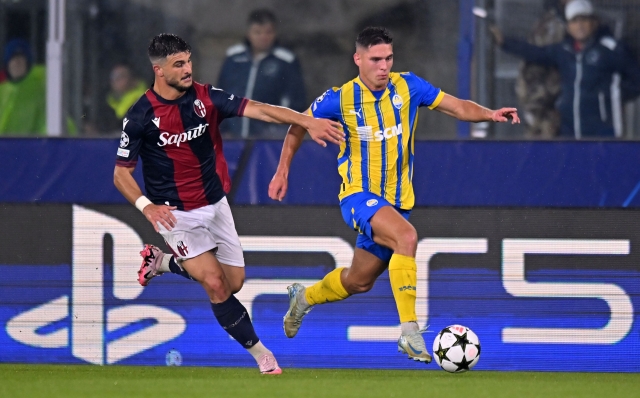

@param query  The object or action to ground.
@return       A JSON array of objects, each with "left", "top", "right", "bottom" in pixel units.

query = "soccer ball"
[{"left": 432, "top": 325, "right": 480, "bottom": 373}]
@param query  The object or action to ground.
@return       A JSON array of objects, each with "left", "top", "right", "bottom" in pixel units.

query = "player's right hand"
[
  {"left": 142, "top": 204, "right": 178, "bottom": 232},
  {"left": 268, "top": 174, "right": 288, "bottom": 201},
  {"left": 307, "top": 118, "right": 345, "bottom": 147}
]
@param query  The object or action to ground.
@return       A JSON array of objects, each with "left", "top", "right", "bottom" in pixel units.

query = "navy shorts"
[{"left": 340, "top": 192, "right": 411, "bottom": 262}]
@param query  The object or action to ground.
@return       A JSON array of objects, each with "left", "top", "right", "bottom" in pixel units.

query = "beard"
[{"left": 167, "top": 74, "right": 192, "bottom": 92}]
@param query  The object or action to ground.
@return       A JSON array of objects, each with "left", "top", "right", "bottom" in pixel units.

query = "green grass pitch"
[{"left": 1, "top": 364, "right": 638, "bottom": 398}]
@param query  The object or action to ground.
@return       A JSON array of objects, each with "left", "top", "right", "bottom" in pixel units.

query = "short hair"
[
  {"left": 356, "top": 27, "right": 393, "bottom": 49},
  {"left": 147, "top": 33, "right": 191, "bottom": 64},
  {"left": 247, "top": 9, "right": 277, "bottom": 26}
]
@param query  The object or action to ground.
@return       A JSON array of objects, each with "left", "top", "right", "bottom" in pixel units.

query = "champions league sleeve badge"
[{"left": 120, "top": 131, "right": 130, "bottom": 148}]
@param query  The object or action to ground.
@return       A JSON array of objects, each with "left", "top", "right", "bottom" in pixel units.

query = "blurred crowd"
[
  {"left": 491, "top": 0, "right": 640, "bottom": 138},
  {"left": 0, "top": 0, "right": 639, "bottom": 139}
]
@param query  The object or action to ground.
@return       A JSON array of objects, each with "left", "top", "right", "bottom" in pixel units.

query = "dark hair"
[
  {"left": 147, "top": 33, "right": 191, "bottom": 63},
  {"left": 356, "top": 27, "right": 393, "bottom": 49},
  {"left": 247, "top": 9, "right": 277, "bottom": 26}
]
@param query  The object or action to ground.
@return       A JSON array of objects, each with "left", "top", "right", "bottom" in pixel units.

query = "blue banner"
[
  {"left": 1, "top": 205, "right": 638, "bottom": 372},
  {"left": 3, "top": 139, "right": 640, "bottom": 207},
  {"left": 0, "top": 138, "right": 245, "bottom": 204},
  {"left": 232, "top": 141, "right": 640, "bottom": 207},
  {"left": 2, "top": 264, "right": 637, "bottom": 371}
]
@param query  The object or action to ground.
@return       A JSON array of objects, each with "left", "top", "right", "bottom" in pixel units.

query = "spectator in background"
[
  {"left": 491, "top": 0, "right": 640, "bottom": 138},
  {"left": 515, "top": 0, "right": 569, "bottom": 138},
  {"left": 217, "top": 9, "right": 306, "bottom": 139},
  {"left": 86, "top": 63, "right": 147, "bottom": 135},
  {"left": 0, "top": 39, "right": 47, "bottom": 136},
  {"left": 106, "top": 64, "right": 147, "bottom": 130}
]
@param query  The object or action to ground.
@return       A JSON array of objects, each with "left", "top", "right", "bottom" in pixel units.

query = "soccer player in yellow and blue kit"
[{"left": 268, "top": 27, "right": 520, "bottom": 364}]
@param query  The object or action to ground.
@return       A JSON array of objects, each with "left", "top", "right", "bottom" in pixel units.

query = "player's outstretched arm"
[
  {"left": 242, "top": 100, "right": 344, "bottom": 147},
  {"left": 114, "top": 165, "right": 177, "bottom": 232},
  {"left": 434, "top": 93, "right": 520, "bottom": 124},
  {"left": 268, "top": 124, "right": 307, "bottom": 201}
]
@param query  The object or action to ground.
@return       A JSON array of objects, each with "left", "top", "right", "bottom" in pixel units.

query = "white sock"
[
  {"left": 158, "top": 254, "right": 172, "bottom": 273},
  {"left": 247, "top": 341, "right": 271, "bottom": 361},
  {"left": 401, "top": 321, "right": 419, "bottom": 335}
]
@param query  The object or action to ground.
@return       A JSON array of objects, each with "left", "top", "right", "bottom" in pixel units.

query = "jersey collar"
[{"left": 354, "top": 75, "right": 392, "bottom": 100}]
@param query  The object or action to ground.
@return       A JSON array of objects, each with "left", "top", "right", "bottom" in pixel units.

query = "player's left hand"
[{"left": 491, "top": 108, "right": 520, "bottom": 124}]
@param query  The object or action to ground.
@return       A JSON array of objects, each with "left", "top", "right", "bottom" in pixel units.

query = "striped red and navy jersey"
[{"left": 115, "top": 82, "right": 247, "bottom": 211}]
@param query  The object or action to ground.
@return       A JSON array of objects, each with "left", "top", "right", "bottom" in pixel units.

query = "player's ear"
[
  {"left": 152, "top": 64, "right": 164, "bottom": 78},
  {"left": 353, "top": 52, "right": 361, "bottom": 67}
]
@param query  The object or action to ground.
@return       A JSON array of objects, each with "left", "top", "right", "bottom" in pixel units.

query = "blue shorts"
[{"left": 340, "top": 192, "right": 411, "bottom": 262}]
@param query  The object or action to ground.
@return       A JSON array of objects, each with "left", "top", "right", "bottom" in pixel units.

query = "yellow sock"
[
  {"left": 305, "top": 267, "right": 350, "bottom": 305},
  {"left": 388, "top": 254, "right": 417, "bottom": 323}
]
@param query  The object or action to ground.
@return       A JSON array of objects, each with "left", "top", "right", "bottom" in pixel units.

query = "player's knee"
[
  {"left": 396, "top": 226, "right": 418, "bottom": 252},
  {"left": 345, "top": 279, "right": 375, "bottom": 294},
  {"left": 201, "top": 273, "right": 229, "bottom": 296}
]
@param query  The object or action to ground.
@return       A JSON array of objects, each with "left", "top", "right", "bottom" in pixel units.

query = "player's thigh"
[
  {"left": 207, "top": 197, "right": 246, "bottom": 292},
  {"left": 340, "top": 192, "right": 390, "bottom": 238},
  {"left": 369, "top": 206, "right": 416, "bottom": 251},
  {"left": 343, "top": 248, "right": 388, "bottom": 288},
  {"left": 208, "top": 197, "right": 245, "bottom": 268},
  {"left": 340, "top": 192, "right": 413, "bottom": 252},
  {"left": 159, "top": 207, "right": 218, "bottom": 262}
]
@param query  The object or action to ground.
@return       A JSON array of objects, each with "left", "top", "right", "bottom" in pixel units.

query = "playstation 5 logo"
[{"left": 5, "top": 206, "right": 186, "bottom": 365}]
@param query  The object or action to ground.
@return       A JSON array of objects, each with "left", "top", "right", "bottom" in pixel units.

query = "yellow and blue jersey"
[{"left": 309, "top": 72, "right": 444, "bottom": 210}]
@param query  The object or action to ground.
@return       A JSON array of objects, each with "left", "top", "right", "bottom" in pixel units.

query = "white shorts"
[{"left": 158, "top": 197, "right": 245, "bottom": 267}]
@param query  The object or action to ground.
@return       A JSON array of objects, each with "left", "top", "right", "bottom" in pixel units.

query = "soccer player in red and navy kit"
[{"left": 113, "top": 33, "right": 344, "bottom": 374}]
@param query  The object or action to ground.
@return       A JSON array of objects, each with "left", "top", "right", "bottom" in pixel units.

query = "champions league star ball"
[{"left": 432, "top": 325, "right": 481, "bottom": 373}]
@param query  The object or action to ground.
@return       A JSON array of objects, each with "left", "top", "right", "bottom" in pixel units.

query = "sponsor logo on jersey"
[
  {"left": 349, "top": 108, "right": 363, "bottom": 119},
  {"left": 355, "top": 123, "right": 403, "bottom": 142},
  {"left": 157, "top": 123, "right": 209, "bottom": 147},
  {"left": 120, "top": 132, "right": 129, "bottom": 147},
  {"left": 117, "top": 148, "right": 130, "bottom": 158},
  {"left": 392, "top": 94, "right": 403, "bottom": 109},
  {"left": 366, "top": 199, "right": 378, "bottom": 207},
  {"left": 194, "top": 99, "right": 206, "bottom": 118},
  {"left": 152, "top": 117, "right": 161, "bottom": 128},
  {"left": 122, "top": 118, "right": 129, "bottom": 130}
]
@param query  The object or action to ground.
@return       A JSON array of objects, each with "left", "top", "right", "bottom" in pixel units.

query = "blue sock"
[
  {"left": 168, "top": 256, "right": 195, "bottom": 281},
  {"left": 211, "top": 295, "right": 259, "bottom": 349}
]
